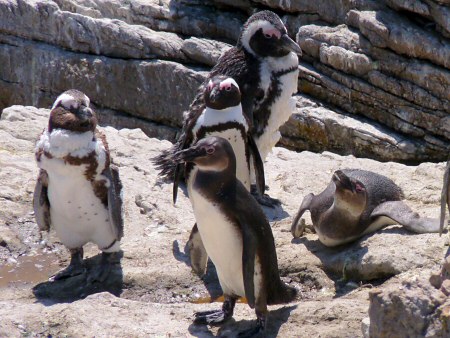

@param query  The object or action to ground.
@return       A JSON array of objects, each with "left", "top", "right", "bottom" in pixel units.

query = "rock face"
[
  {"left": 0, "top": 0, "right": 448, "bottom": 164},
  {"left": 0, "top": 105, "right": 447, "bottom": 336}
]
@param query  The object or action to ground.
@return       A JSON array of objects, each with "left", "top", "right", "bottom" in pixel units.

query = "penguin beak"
[
  {"left": 78, "top": 107, "right": 93, "bottom": 121},
  {"left": 332, "top": 171, "right": 353, "bottom": 192},
  {"left": 172, "top": 146, "right": 207, "bottom": 164},
  {"left": 280, "top": 34, "right": 302, "bottom": 56}
]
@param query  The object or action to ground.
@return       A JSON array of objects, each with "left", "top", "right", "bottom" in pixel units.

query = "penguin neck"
[
  {"left": 330, "top": 194, "right": 366, "bottom": 220},
  {"left": 193, "top": 165, "right": 236, "bottom": 197}
]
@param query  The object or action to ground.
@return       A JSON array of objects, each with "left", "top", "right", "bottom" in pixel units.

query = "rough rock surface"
[
  {"left": 0, "top": 105, "right": 447, "bottom": 336},
  {"left": 0, "top": 0, "right": 448, "bottom": 164}
]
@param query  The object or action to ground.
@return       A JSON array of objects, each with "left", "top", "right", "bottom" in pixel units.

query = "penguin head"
[
  {"left": 238, "top": 10, "right": 302, "bottom": 58},
  {"left": 173, "top": 137, "right": 235, "bottom": 173},
  {"left": 49, "top": 89, "right": 97, "bottom": 133},
  {"left": 332, "top": 170, "right": 367, "bottom": 214},
  {"left": 204, "top": 76, "right": 241, "bottom": 110}
]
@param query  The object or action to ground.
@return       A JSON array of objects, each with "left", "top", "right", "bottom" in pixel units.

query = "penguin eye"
[
  {"left": 264, "top": 33, "right": 272, "bottom": 39},
  {"left": 355, "top": 183, "right": 364, "bottom": 193},
  {"left": 206, "top": 147, "right": 215, "bottom": 155},
  {"left": 225, "top": 86, "right": 232, "bottom": 91}
]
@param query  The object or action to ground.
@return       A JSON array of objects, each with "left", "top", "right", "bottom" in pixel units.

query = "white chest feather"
[
  {"left": 35, "top": 129, "right": 113, "bottom": 249},
  {"left": 193, "top": 106, "right": 250, "bottom": 190},
  {"left": 257, "top": 52, "right": 299, "bottom": 159},
  {"left": 190, "top": 187, "right": 246, "bottom": 297}
]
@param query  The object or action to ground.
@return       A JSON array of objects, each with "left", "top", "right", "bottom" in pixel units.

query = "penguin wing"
[
  {"left": 371, "top": 201, "right": 440, "bottom": 233},
  {"left": 239, "top": 214, "right": 257, "bottom": 309},
  {"left": 232, "top": 183, "right": 275, "bottom": 308},
  {"left": 247, "top": 134, "right": 265, "bottom": 194},
  {"left": 33, "top": 169, "right": 51, "bottom": 232},
  {"left": 105, "top": 164, "right": 124, "bottom": 240},
  {"left": 440, "top": 160, "right": 450, "bottom": 235}
]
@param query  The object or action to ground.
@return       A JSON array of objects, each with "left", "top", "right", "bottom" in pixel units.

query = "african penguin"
[
  {"left": 33, "top": 89, "right": 123, "bottom": 282},
  {"left": 154, "top": 10, "right": 301, "bottom": 205},
  {"left": 169, "top": 75, "right": 264, "bottom": 277},
  {"left": 291, "top": 169, "right": 442, "bottom": 247},
  {"left": 172, "top": 136, "right": 297, "bottom": 337},
  {"left": 441, "top": 160, "right": 450, "bottom": 235}
]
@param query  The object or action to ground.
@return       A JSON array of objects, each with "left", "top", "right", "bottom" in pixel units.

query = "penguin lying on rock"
[
  {"left": 33, "top": 89, "right": 123, "bottom": 282},
  {"left": 172, "top": 136, "right": 297, "bottom": 337},
  {"left": 291, "top": 169, "right": 442, "bottom": 247},
  {"left": 154, "top": 10, "right": 302, "bottom": 207}
]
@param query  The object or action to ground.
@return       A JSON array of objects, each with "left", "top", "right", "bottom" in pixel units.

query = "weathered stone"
[
  {"left": 369, "top": 277, "right": 450, "bottom": 337},
  {"left": 55, "top": 0, "right": 245, "bottom": 41},
  {"left": 1, "top": 0, "right": 449, "bottom": 165},
  {"left": 0, "top": 33, "right": 207, "bottom": 128},
  {"left": 347, "top": 10, "right": 450, "bottom": 68},
  {"left": 280, "top": 95, "right": 434, "bottom": 163}
]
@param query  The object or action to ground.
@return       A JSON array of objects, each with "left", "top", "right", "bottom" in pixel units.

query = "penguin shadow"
[
  {"left": 261, "top": 202, "right": 290, "bottom": 223},
  {"left": 172, "top": 239, "right": 223, "bottom": 299},
  {"left": 187, "top": 305, "right": 297, "bottom": 337},
  {"left": 291, "top": 226, "right": 417, "bottom": 297},
  {"left": 292, "top": 236, "right": 371, "bottom": 297},
  {"left": 32, "top": 251, "right": 124, "bottom": 304}
]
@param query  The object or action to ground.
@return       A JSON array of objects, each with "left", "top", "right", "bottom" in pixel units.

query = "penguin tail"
[{"left": 151, "top": 147, "right": 177, "bottom": 181}]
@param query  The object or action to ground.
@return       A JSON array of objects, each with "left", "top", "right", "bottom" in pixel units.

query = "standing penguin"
[
  {"left": 154, "top": 10, "right": 301, "bottom": 203},
  {"left": 33, "top": 89, "right": 123, "bottom": 282},
  {"left": 169, "top": 75, "right": 265, "bottom": 276},
  {"left": 291, "top": 169, "right": 441, "bottom": 247},
  {"left": 441, "top": 160, "right": 450, "bottom": 235},
  {"left": 172, "top": 136, "right": 297, "bottom": 336}
]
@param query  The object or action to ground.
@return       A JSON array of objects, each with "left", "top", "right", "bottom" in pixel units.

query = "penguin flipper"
[
  {"left": 241, "top": 224, "right": 257, "bottom": 309},
  {"left": 33, "top": 169, "right": 51, "bottom": 232},
  {"left": 291, "top": 193, "right": 314, "bottom": 238},
  {"left": 371, "top": 201, "right": 441, "bottom": 234},
  {"left": 187, "top": 223, "right": 209, "bottom": 277},
  {"left": 440, "top": 160, "right": 450, "bottom": 236},
  {"left": 247, "top": 134, "right": 265, "bottom": 194},
  {"left": 105, "top": 164, "right": 124, "bottom": 240}
]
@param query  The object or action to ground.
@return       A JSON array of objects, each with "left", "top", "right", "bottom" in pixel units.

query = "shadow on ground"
[{"left": 32, "top": 252, "right": 124, "bottom": 304}]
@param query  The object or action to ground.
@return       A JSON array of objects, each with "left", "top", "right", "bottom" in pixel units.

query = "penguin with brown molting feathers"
[
  {"left": 34, "top": 89, "right": 123, "bottom": 282},
  {"left": 153, "top": 10, "right": 302, "bottom": 207},
  {"left": 172, "top": 136, "right": 297, "bottom": 337}
]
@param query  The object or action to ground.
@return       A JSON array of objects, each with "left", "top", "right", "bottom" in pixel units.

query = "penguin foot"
[
  {"left": 237, "top": 311, "right": 266, "bottom": 337},
  {"left": 50, "top": 247, "right": 85, "bottom": 281},
  {"left": 254, "top": 193, "right": 281, "bottom": 208},
  {"left": 87, "top": 251, "right": 118, "bottom": 284},
  {"left": 194, "top": 296, "right": 236, "bottom": 325},
  {"left": 193, "top": 309, "right": 231, "bottom": 325}
]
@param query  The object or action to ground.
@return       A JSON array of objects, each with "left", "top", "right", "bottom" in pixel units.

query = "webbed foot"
[
  {"left": 194, "top": 296, "right": 236, "bottom": 325},
  {"left": 251, "top": 185, "right": 280, "bottom": 208},
  {"left": 50, "top": 247, "right": 85, "bottom": 281}
]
